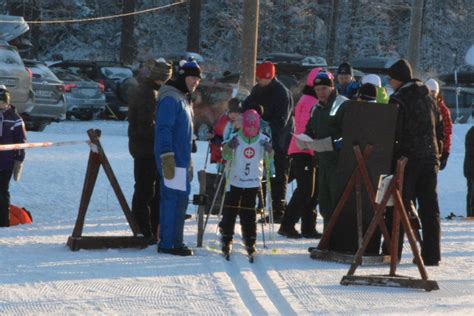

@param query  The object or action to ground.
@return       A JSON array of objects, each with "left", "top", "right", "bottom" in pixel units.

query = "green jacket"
[{"left": 305, "top": 91, "right": 348, "bottom": 167}]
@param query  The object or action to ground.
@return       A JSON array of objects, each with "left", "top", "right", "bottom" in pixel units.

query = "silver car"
[
  {"left": 50, "top": 68, "right": 106, "bottom": 120},
  {"left": 0, "top": 41, "right": 33, "bottom": 114},
  {"left": 22, "top": 60, "right": 67, "bottom": 131}
]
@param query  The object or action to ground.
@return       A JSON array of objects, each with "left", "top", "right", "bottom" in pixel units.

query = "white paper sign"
[
  {"left": 163, "top": 167, "right": 187, "bottom": 191},
  {"left": 375, "top": 174, "right": 394, "bottom": 206}
]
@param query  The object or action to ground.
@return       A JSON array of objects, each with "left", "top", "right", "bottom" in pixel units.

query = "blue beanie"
[{"left": 179, "top": 59, "right": 202, "bottom": 78}]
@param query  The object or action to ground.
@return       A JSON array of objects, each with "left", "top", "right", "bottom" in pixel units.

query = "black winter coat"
[
  {"left": 464, "top": 126, "right": 474, "bottom": 179},
  {"left": 390, "top": 80, "right": 444, "bottom": 165},
  {"left": 243, "top": 79, "right": 294, "bottom": 154},
  {"left": 128, "top": 80, "right": 161, "bottom": 159}
]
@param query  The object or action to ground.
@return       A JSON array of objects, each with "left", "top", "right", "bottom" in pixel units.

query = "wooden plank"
[
  {"left": 310, "top": 249, "right": 391, "bottom": 266},
  {"left": 340, "top": 274, "right": 439, "bottom": 291},
  {"left": 67, "top": 236, "right": 149, "bottom": 251}
]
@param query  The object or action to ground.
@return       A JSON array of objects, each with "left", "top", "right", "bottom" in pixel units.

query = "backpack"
[{"left": 9, "top": 205, "right": 32, "bottom": 226}]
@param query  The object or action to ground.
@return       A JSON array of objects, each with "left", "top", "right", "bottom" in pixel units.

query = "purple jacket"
[{"left": 0, "top": 106, "right": 26, "bottom": 170}]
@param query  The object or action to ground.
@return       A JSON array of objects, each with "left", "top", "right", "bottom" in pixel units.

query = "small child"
[
  {"left": 219, "top": 109, "right": 273, "bottom": 260},
  {"left": 0, "top": 85, "right": 26, "bottom": 227}
]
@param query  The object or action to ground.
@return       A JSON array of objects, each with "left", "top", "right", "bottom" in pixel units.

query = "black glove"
[{"left": 440, "top": 152, "right": 449, "bottom": 170}]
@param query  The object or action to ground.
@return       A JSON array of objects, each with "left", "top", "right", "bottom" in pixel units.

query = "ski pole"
[
  {"left": 203, "top": 141, "right": 211, "bottom": 171},
  {"left": 265, "top": 152, "right": 275, "bottom": 241},
  {"left": 259, "top": 186, "right": 267, "bottom": 249},
  {"left": 202, "top": 168, "right": 226, "bottom": 235}
]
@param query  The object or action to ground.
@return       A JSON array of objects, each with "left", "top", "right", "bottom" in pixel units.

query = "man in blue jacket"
[
  {"left": 155, "top": 60, "right": 201, "bottom": 256},
  {"left": 0, "top": 85, "right": 26, "bottom": 227},
  {"left": 336, "top": 62, "right": 360, "bottom": 100}
]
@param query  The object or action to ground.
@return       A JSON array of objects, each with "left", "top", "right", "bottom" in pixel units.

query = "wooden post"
[{"left": 240, "top": 0, "right": 259, "bottom": 91}]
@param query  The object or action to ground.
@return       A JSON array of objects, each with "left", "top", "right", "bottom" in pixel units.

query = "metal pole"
[{"left": 240, "top": 0, "right": 259, "bottom": 92}]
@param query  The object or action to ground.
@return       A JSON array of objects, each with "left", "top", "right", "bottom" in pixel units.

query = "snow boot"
[
  {"left": 158, "top": 245, "right": 193, "bottom": 256},
  {"left": 221, "top": 236, "right": 233, "bottom": 261},
  {"left": 277, "top": 225, "right": 302, "bottom": 239},
  {"left": 246, "top": 245, "right": 257, "bottom": 263}
]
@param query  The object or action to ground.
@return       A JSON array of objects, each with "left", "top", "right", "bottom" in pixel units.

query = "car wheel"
[
  {"left": 26, "top": 120, "right": 50, "bottom": 132},
  {"left": 78, "top": 113, "right": 93, "bottom": 121}
]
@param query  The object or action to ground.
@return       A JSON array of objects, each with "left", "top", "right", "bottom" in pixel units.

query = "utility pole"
[
  {"left": 119, "top": 0, "right": 137, "bottom": 65},
  {"left": 187, "top": 0, "right": 201, "bottom": 53},
  {"left": 407, "top": 0, "right": 424, "bottom": 74},
  {"left": 240, "top": 0, "right": 259, "bottom": 92}
]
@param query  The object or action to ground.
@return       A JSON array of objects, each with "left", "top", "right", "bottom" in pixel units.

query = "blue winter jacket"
[
  {"left": 0, "top": 106, "right": 26, "bottom": 171},
  {"left": 154, "top": 85, "right": 193, "bottom": 192}
]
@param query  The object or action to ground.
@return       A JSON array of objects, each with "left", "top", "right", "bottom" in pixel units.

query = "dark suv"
[{"left": 49, "top": 61, "right": 133, "bottom": 119}]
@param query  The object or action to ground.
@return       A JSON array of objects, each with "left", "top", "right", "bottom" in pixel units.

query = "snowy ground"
[{"left": 0, "top": 121, "right": 473, "bottom": 315}]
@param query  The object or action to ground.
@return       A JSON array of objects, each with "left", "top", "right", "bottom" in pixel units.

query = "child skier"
[{"left": 219, "top": 109, "right": 273, "bottom": 261}]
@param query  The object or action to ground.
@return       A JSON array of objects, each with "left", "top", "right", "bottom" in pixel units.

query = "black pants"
[
  {"left": 271, "top": 151, "right": 290, "bottom": 219},
  {"left": 132, "top": 157, "right": 160, "bottom": 237},
  {"left": 219, "top": 186, "right": 258, "bottom": 247},
  {"left": 384, "top": 161, "right": 441, "bottom": 264},
  {"left": 281, "top": 154, "right": 318, "bottom": 234},
  {"left": 467, "top": 178, "right": 474, "bottom": 217},
  {"left": 0, "top": 169, "right": 13, "bottom": 227}
]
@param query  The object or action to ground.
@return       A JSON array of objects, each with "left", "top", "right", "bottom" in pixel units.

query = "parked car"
[
  {"left": 49, "top": 67, "right": 106, "bottom": 120},
  {"left": 21, "top": 60, "right": 67, "bottom": 131},
  {"left": 0, "top": 41, "right": 33, "bottom": 115},
  {"left": 49, "top": 60, "right": 132, "bottom": 119},
  {"left": 441, "top": 85, "right": 474, "bottom": 123}
]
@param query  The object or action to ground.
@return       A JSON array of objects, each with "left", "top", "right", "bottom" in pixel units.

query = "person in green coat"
[{"left": 300, "top": 71, "right": 349, "bottom": 229}]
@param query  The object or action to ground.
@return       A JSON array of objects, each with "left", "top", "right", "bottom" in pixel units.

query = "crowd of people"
[
  {"left": 0, "top": 54, "right": 471, "bottom": 267},
  {"left": 123, "top": 56, "right": 474, "bottom": 265}
]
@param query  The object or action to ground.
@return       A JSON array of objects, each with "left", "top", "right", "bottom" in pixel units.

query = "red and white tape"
[{"left": 0, "top": 140, "right": 90, "bottom": 152}]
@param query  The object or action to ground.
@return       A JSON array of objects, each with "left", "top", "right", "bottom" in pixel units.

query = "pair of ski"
[{"left": 222, "top": 244, "right": 256, "bottom": 263}]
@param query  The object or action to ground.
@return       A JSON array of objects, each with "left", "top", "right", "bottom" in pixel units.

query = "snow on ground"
[{"left": 0, "top": 121, "right": 473, "bottom": 315}]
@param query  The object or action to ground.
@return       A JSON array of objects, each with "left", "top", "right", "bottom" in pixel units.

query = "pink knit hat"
[
  {"left": 306, "top": 67, "right": 322, "bottom": 87},
  {"left": 242, "top": 109, "right": 260, "bottom": 138}
]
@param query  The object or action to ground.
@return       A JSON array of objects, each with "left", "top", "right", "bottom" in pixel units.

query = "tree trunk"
[
  {"left": 240, "top": 0, "right": 259, "bottom": 92},
  {"left": 120, "top": 0, "right": 137, "bottom": 65},
  {"left": 187, "top": 0, "right": 201, "bottom": 53},
  {"left": 326, "top": 0, "right": 339, "bottom": 65}
]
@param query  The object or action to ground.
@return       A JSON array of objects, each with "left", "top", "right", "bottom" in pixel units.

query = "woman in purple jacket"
[
  {"left": 278, "top": 68, "right": 322, "bottom": 239},
  {"left": 0, "top": 85, "right": 26, "bottom": 227}
]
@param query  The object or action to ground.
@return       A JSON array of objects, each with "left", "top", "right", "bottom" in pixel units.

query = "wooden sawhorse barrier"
[
  {"left": 340, "top": 157, "right": 439, "bottom": 291},
  {"left": 67, "top": 129, "right": 148, "bottom": 251},
  {"left": 311, "top": 144, "right": 391, "bottom": 264}
]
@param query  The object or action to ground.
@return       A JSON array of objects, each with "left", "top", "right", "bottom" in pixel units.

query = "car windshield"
[
  {"left": 30, "top": 64, "right": 60, "bottom": 81},
  {"left": 100, "top": 67, "right": 133, "bottom": 79},
  {"left": 50, "top": 68, "right": 82, "bottom": 81},
  {"left": 0, "top": 47, "right": 23, "bottom": 65}
]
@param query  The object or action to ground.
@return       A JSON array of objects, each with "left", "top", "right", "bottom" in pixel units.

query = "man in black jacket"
[
  {"left": 464, "top": 125, "right": 474, "bottom": 217},
  {"left": 243, "top": 61, "right": 294, "bottom": 223},
  {"left": 386, "top": 59, "right": 444, "bottom": 266},
  {"left": 128, "top": 59, "right": 172, "bottom": 242}
]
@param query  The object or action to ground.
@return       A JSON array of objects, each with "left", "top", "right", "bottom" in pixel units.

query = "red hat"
[{"left": 256, "top": 62, "right": 275, "bottom": 80}]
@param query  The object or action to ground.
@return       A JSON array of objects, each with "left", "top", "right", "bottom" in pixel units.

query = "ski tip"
[
  {"left": 225, "top": 254, "right": 230, "bottom": 261},
  {"left": 249, "top": 256, "right": 254, "bottom": 263}
]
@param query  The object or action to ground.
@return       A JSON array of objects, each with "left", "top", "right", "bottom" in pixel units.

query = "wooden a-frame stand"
[
  {"left": 67, "top": 129, "right": 149, "bottom": 251},
  {"left": 311, "top": 144, "right": 391, "bottom": 265},
  {"left": 340, "top": 157, "right": 439, "bottom": 291}
]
